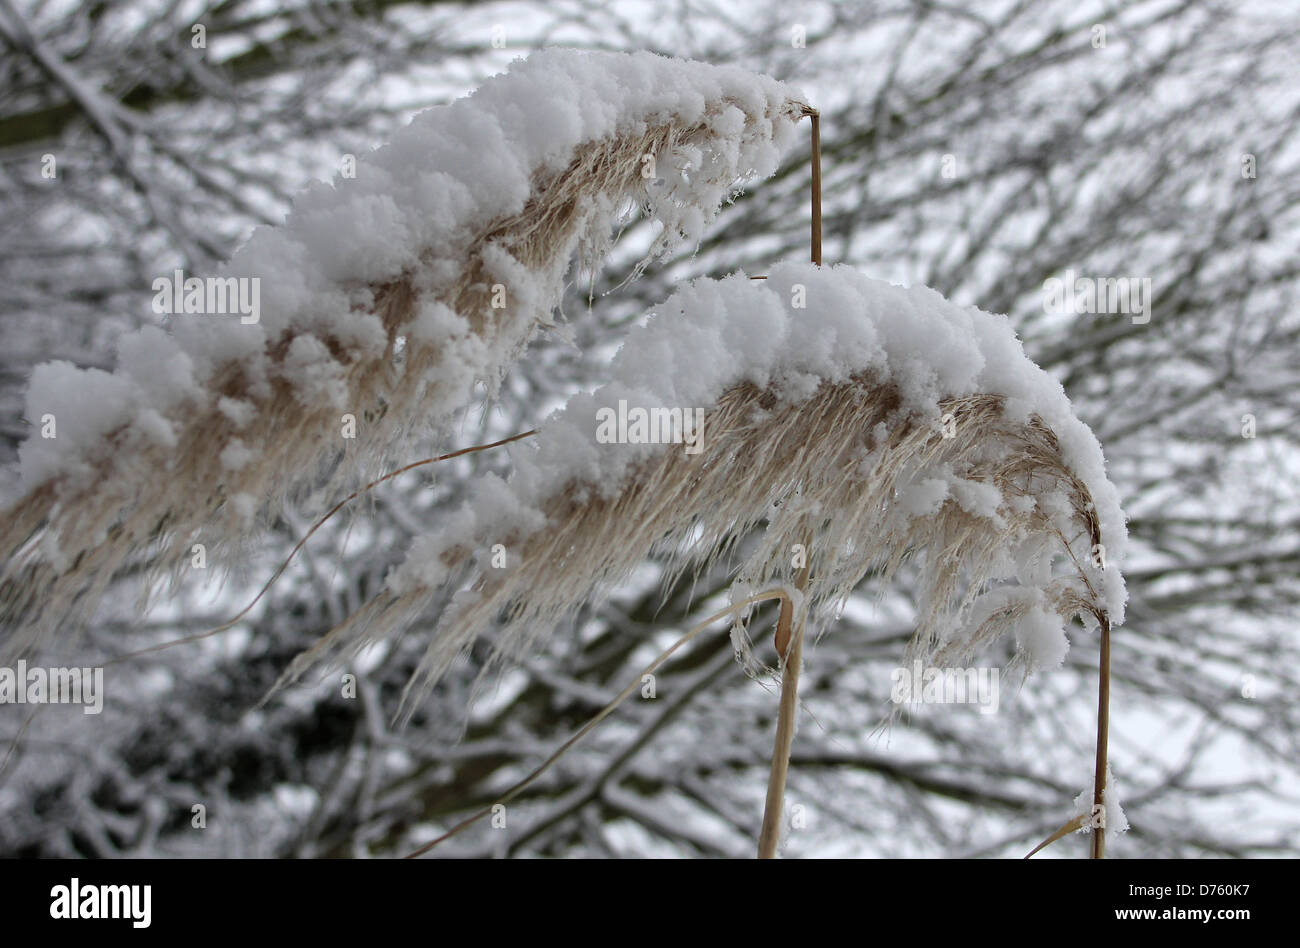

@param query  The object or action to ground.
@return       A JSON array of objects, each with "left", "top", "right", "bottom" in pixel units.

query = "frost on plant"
[
  {"left": 275, "top": 262, "right": 1127, "bottom": 714},
  {"left": 1075, "top": 766, "right": 1129, "bottom": 837},
  {"left": 0, "top": 50, "right": 807, "bottom": 659}
]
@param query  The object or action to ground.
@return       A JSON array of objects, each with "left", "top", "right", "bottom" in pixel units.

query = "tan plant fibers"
[
  {"left": 0, "top": 98, "right": 806, "bottom": 661},
  {"left": 276, "top": 373, "right": 1115, "bottom": 718}
]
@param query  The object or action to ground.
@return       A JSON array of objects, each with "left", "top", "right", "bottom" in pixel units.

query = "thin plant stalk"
[
  {"left": 809, "top": 109, "right": 822, "bottom": 267},
  {"left": 1091, "top": 616, "right": 1112, "bottom": 858},
  {"left": 758, "top": 557, "right": 810, "bottom": 858}
]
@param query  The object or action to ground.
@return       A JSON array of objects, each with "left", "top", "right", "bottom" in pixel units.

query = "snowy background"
[{"left": 1, "top": 0, "right": 1297, "bottom": 857}]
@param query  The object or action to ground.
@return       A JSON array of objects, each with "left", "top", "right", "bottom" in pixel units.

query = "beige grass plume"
[
  {"left": 0, "top": 51, "right": 807, "bottom": 659},
  {"left": 274, "top": 263, "right": 1128, "bottom": 716}
]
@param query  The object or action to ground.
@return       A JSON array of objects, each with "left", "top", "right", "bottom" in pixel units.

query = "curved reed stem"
[{"left": 758, "top": 558, "right": 809, "bottom": 858}]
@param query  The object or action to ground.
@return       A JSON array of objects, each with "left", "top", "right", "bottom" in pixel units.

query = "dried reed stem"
[
  {"left": 809, "top": 109, "right": 822, "bottom": 267},
  {"left": 1091, "top": 615, "right": 1112, "bottom": 858},
  {"left": 758, "top": 556, "right": 810, "bottom": 858}
]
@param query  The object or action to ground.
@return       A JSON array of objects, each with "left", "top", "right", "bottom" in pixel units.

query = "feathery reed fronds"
[
  {"left": 274, "top": 262, "right": 1127, "bottom": 718},
  {"left": 0, "top": 51, "right": 806, "bottom": 659}
]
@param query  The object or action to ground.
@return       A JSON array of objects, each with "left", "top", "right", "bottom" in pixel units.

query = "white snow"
[
  {"left": 899, "top": 478, "right": 950, "bottom": 518},
  {"left": 1074, "top": 765, "right": 1130, "bottom": 837},
  {"left": 20, "top": 362, "right": 137, "bottom": 489},
  {"left": 1016, "top": 601, "right": 1071, "bottom": 671},
  {"left": 220, "top": 439, "right": 255, "bottom": 472},
  {"left": 945, "top": 475, "right": 1006, "bottom": 527},
  {"left": 217, "top": 397, "right": 256, "bottom": 429}
]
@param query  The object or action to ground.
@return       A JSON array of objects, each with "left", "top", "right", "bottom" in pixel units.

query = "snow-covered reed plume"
[
  {"left": 279, "top": 262, "right": 1128, "bottom": 710},
  {"left": 0, "top": 51, "right": 806, "bottom": 658}
]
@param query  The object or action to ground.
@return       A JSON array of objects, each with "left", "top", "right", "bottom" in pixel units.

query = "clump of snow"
[
  {"left": 1016, "top": 601, "right": 1071, "bottom": 671},
  {"left": 1074, "top": 765, "right": 1129, "bottom": 837},
  {"left": 220, "top": 439, "right": 255, "bottom": 472},
  {"left": 217, "top": 397, "right": 256, "bottom": 429},
  {"left": 945, "top": 475, "right": 1005, "bottom": 527},
  {"left": 899, "top": 478, "right": 949, "bottom": 518},
  {"left": 20, "top": 362, "right": 138, "bottom": 489}
]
